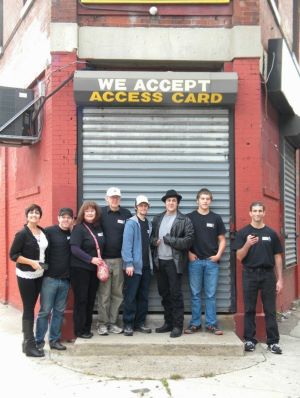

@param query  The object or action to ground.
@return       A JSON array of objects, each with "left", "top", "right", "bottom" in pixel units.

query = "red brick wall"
[
  {"left": 0, "top": 52, "right": 78, "bottom": 308},
  {"left": 77, "top": 0, "right": 259, "bottom": 28},
  {"left": 233, "top": 59, "right": 262, "bottom": 336},
  {"left": 51, "top": 0, "right": 77, "bottom": 22},
  {"left": 232, "top": 0, "right": 260, "bottom": 25},
  {"left": 232, "top": 58, "right": 299, "bottom": 339},
  {"left": 0, "top": 148, "right": 8, "bottom": 303}
]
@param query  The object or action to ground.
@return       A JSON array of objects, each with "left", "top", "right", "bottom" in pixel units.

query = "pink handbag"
[{"left": 83, "top": 223, "right": 109, "bottom": 282}]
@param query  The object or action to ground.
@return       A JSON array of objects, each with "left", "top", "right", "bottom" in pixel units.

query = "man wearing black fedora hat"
[{"left": 151, "top": 189, "right": 194, "bottom": 338}]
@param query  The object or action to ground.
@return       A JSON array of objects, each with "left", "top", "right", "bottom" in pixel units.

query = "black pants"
[
  {"left": 243, "top": 268, "right": 279, "bottom": 345},
  {"left": 71, "top": 267, "right": 99, "bottom": 336},
  {"left": 157, "top": 259, "right": 184, "bottom": 329},
  {"left": 17, "top": 276, "right": 43, "bottom": 323},
  {"left": 123, "top": 267, "right": 151, "bottom": 327}
]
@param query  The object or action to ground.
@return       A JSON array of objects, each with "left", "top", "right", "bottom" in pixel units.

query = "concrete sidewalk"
[{"left": 1, "top": 302, "right": 300, "bottom": 397}]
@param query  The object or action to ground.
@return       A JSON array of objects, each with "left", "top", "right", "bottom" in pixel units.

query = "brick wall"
[
  {"left": 232, "top": 0, "right": 260, "bottom": 25},
  {"left": 0, "top": 52, "right": 78, "bottom": 308},
  {"left": 51, "top": 0, "right": 77, "bottom": 23},
  {"left": 77, "top": 0, "right": 260, "bottom": 28}
]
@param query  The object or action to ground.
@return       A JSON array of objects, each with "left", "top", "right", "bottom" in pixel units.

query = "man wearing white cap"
[
  {"left": 97, "top": 187, "right": 131, "bottom": 335},
  {"left": 121, "top": 195, "right": 153, "bottom": 336}
]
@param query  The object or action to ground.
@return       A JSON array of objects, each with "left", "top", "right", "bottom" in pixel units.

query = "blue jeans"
[
  {"left": 35, "top": 277, "right": 70, "bottom": 343},
  {"left": 188, "top": 259, "right": 219, "bottom": 328},
  {"left": 123, "top": 267, "right": 151, "bottom": 327}
]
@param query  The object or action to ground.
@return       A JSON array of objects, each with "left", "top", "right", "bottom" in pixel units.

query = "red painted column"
[
  {"left": 47, "top": 51, "right": 79, "bottom": 340},
  {"left": 232, "top": 58, "right": 267, "bottom": 341}
]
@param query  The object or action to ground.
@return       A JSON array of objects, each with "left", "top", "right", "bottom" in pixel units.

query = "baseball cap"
[
  {"left": 135, "top": 195, "right": 150, "bottom": 206},
  {"left": 58, "top": 208, "right": 74, "bottom": 217},
  {"left": 106, "top": 187, "right": 121, "bottom": 197}
]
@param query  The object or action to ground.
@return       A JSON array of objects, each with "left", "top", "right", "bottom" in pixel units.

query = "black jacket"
[
  {"left": 9, "top": 225, "right": 47, "bottom": 272},
  {"left": 151, "top": 211, "right": 194, "bottom": 274}
]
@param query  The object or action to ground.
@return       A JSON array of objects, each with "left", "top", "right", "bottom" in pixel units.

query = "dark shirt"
[
  {"left": 138, "top": 217, "right": 150, "bottom": 268},
  {"left": 233, "top": 224, "right": 283, "bottom": 269},
  {"left": 70, "top": 222, "right": 105, "bottom": 271},
  {"left": 101, "top": 206, "right": 132, "bottom": 258},
  {"left": 45, "top": 225, "right": 71, "bottom": 279},
  {"left": 187, "top": 210, "right": 226, "bottom": 259},
  {"left": 9, "top": 225, "right": 47, "bottom": 272}
]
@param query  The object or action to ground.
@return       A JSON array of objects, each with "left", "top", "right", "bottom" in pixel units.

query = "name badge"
[
  {"left": 207, "top": 223, "right": 214, "bottom": 228},
  {"left": 117, "top": 219, "right": 125, "bottom": 224},
  {"left": 262, "top": 236, "right": 271, "bottom": 241},
  {"left": 67, "top": 236, "right": 70, "bottom": 240},
  {"left": 98, "top": 232, "right": 104, "bottom": 237}
]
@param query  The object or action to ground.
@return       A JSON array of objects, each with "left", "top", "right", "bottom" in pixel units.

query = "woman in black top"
[
  {"left": 70, "top": 201, "right": 105, "bottom": 338},
  {"left": 9, "top": 204, "right": 48, "bottom": 357}
]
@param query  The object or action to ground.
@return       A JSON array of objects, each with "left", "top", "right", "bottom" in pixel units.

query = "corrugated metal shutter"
[
  {"left": 80, "top": 107, "right": 233, "bottom": 312},
  {"left": 283, "top": 140, "right": 297, "bottom": 267}
]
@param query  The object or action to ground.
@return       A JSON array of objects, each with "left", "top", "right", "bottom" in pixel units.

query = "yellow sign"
[
  {"left": 88, "top": 91, "right": 223, "bottom": 105},
  {"left": 80, "top": 1, "right": 230, "bottom": 4}
]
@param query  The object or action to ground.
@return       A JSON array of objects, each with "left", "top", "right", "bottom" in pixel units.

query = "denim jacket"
[{"left": 121, "top": 215, "right": 153, "bottom": 275}]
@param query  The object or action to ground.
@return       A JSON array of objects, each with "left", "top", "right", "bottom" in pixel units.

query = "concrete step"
[
  {"left": 68, "top": 314, "right": 244, "bottom": 357},
  {"left": 71, "top": 329, "right": 244, "bottom": 357}
]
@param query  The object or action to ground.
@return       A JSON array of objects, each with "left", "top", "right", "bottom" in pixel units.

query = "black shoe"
[
  {"left": 77, "top": 332, "right": 93, "bottom": 339},
  {"left": 25, "top": 339, "right": 45, "bottom": 357},
  {"left": 124, "top": 325, "right": 133, "bottom": 336},
  {"left": 35, "top": 341, "right": 45, "bottom": 350},
  {"left": 135, "top": 324, "right": 152, "bottom": 334},
  {"left": 244, "top": 341, "right": 256, "bottom": 352},
  {"left": 155, "top": 323, "right": 172, "bottom": 333},
  {"left": 268, "top": 343, "right": 282, "bottom": 354},
  {"left": 50, "top": 341, "right": 67, "bottom": 350},
  {"left": 170, "top": 327, "right": 182, "bottom": 338}
]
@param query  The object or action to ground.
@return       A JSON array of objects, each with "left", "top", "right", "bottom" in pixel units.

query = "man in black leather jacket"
[{"left": 151, "top": 189, "right": 194, "bottom": 338}]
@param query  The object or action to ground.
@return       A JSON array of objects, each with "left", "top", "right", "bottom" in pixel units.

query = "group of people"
[{"left": 9, "top": 187, "right": 283, "bottom": 357}]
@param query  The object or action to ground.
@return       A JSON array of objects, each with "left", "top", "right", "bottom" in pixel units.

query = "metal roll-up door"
[
  {"left": 283, "top": 140, "right": 297, "bottom": 267},
  {"left": 80, "top": 107, "right": 233, "bottom": 312}
]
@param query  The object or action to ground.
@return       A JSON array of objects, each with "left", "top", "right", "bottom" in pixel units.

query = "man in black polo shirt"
[
  {"left": 233, "top": 201, "right": 283, "bottom": 354},
  {"left": 35, "top": 208, "right": 74, "bottom": 350},
  {"left": 185, "top": 188, "right": 226, "bottom": 336},
  {"left": 97, "top": 187, "right": 131, "bottom": 335}
]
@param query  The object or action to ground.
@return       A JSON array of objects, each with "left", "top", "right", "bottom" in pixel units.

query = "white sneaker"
[
  {"left": 108, "top": 324, "right": 123, "bottom": 334},
  {"left": 97, "top": 325, "right": 109, "bottom": 336}
]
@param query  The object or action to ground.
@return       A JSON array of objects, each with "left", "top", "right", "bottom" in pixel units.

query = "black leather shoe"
[
  {"left": 36, "top": 341, "right": 45, "bottom": 350},
  {"left": 170, "top": 327, "right": 182, "bottom": 338},
  {"left": 77, "top": 332, "right": 93, "bottom": 339},
  {"left": 25, "top": 339, "right": 45, "bottom": 357},
  {"left": 124, "top": 325, "right": 133, "bottom": 336},
  {"left": 135, "top": 324, "right": 152, "bottom": 334},
  {"left": 155, "top": 323, "right": 172, "bottom": 333},
  {"left": 50, "top": 341, "right": 67, "bottom": 350}
]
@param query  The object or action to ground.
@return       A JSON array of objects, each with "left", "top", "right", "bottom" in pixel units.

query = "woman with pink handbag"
[{"left": 70, "top": 201, "right": 105, "bottom": 339}]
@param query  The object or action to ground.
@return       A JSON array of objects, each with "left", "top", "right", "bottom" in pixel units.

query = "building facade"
[{"left": 0, "top": 0, "right": 299, "bottom": 340}]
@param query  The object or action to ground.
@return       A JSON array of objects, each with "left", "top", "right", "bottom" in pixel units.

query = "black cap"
[
  {"left": 58, "top": 207, "right": 74, "bottom": 217},
  {"left": 161, "top": 189, "right": 182, "bottom": 203}
]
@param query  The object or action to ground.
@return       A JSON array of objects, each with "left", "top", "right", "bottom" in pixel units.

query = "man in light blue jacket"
[{"left": 121, "top": 195, "right": 153, "bottom": 336}]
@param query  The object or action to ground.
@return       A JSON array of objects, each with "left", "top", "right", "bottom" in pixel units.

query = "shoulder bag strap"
[{"left": 83, "top": 223, "right": 102, "bottom": 259}]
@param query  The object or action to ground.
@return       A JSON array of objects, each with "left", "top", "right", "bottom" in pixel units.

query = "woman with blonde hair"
[{"left": 70, "top": 201, "right": 105, "bottom": 338}]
